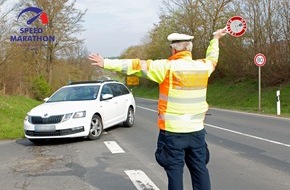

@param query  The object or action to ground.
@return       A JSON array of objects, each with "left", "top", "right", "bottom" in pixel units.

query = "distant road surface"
[{"left": 0, "top": 97, "right": 289, "bottom": 190}]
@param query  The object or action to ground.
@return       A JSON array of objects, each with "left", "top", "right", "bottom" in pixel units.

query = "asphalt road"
[{"left": 0, "top": 97, "right": 289, "bottom": 190}]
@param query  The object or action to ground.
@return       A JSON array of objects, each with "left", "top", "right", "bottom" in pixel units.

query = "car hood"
[{"left": 28, "top": 101, "right": 95, "bottom": 116}]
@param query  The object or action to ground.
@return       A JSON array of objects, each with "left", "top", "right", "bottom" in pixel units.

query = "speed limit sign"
[{"left": 254, "top": 53, "right": 266, "bottom": 67}]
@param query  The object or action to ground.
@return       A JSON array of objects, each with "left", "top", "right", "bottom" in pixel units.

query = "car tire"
[
  {"left": 123, "top": 107, "right": 134, "bottom": 127},
  {"left": 88, "top": 114, "right": 103, "bottom": 140}
]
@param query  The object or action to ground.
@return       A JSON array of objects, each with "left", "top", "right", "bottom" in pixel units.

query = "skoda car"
[{"left": 24, "top": 80, "right": 136, "bottom": 143}]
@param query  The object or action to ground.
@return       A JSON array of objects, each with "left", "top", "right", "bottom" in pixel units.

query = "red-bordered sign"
[
  {"left": 254, "top": 53, "right": 266, "bottom": 67},
  {"left": 226, "top": 16, "right": 247, "bottom": 37}
]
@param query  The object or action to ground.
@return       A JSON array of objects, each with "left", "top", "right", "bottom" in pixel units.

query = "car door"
[
  {"left": 108, "top": 83, "right": 128, "bottom": 121},
  {"left": 99, "top": 84, "right": 118, "bottom": 128},
  {"left": 118, "top": 83, "right": 132, "bottom": 119}
]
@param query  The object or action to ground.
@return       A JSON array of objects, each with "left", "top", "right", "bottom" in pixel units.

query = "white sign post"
[{"left": 254, "top": 53, "right": 266, "bottom": 112}]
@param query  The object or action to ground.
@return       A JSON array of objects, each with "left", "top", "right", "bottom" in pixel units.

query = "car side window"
[
  {"left": 108, "top": 83, "right": 122, "bottom": 97},
  {"left": 101, "top": 85, "right": 113, "bottom": 100},
  {"left": 118, "top": 84, "right": 130, "bottom": 95}
]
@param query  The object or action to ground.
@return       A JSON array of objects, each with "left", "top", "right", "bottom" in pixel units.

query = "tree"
[
  {"left": 121, "top": 0, "right": 289, "bottom": 86},
  {"left": 0, "top": 0, "right": 93, "bottom": 97},
  {"left": 19, "top": 0, "right": 87, "bottom": 84},
  {"left": 160, "top": 0, "right": 234, "bottom": 58},
  {"left": 0, "top": 0, "right": 22, "bottom": 94},
  {"left": 243, "top": 0, "right": 290, "bottom": 85},
  {"left": 142, "top": 16, "right": 175, "bottom": 60}
]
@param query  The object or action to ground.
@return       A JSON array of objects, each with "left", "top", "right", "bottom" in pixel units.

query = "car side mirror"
[
  {"left": 43, "top": 97, "right": 49, "bottom": 102},
  {"left": 101, "top": 94, "right": 113, "bottom": 100}
]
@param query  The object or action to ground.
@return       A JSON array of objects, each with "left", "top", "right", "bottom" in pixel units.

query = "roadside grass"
[
  {"left": 207, "top": 79, "right": 290, "bottom": 117},
  {"left": 0, "top": 79, "right": 289, "bottom": 140},
  {"left": 130, "top": 85, "right": 159, "bottom": 100},
  {"left": 0, "top": 95, "right": 41, "bottom": 139}
]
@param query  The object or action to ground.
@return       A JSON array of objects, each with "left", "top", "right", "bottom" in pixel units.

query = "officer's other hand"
[{"left": 213, "top": 28, "right": 227, "bottom": 39}]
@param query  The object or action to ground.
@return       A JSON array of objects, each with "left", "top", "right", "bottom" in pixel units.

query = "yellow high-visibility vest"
[{"left": 104, "top": 39, "right": 219, "bottom": 132}]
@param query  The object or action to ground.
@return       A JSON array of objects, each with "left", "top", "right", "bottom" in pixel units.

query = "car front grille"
[
  {"left": 25, "top": 127, "right": 85, "bottom": 137},
  {"left": 30, "top": 115, "right": 64, "bottom": 124}
]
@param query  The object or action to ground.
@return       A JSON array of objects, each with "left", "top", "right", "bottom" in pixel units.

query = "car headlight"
[
  {"left": 24, "top": 114, "right": 32, "bottom": 123},
  {"left": 62, "top": 113, "right": 73, "bottom": 122},
  {"left": 73, "top": 111, "right": 86, "bottom": 118}
]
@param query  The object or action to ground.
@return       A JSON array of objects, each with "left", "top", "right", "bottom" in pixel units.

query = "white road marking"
[
  {"left": 205, "top": 123, "right": 290, "bottom": 148},
  {"left": 104, "top": 140, "right": 159, "bottom": 189},
  {"left": 104, "top": 141, "right": 125, "bottom": 154},
  {"left": 125, "top": 170, "right": 160, "bottom": 190},
  {"left": 137, "top": 106, "right": 157, "bottom": 112},
  {"left": 137, "top": 105, "right": 290, "bottom": 148}
]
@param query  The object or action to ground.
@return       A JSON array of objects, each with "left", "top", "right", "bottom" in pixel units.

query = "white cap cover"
[{"left": 167, "top": 33, "right": 194, "bottom": 42}]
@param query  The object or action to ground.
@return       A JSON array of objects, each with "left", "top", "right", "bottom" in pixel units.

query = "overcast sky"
[
  {"left": 2, "top": 0, "right": 163, "bottom": 57},
  {"left": 76, "top": 0, "right": 163, "bottom": 57}
]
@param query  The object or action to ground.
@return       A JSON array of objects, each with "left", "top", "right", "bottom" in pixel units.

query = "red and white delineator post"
[{"left": 276, "top": 90, "right": 281, "bottom": 116}]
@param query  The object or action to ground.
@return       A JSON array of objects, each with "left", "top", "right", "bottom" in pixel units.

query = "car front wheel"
[
  {"left": 88, "top": 114, "right": 103, "bottom": 140},
  {"left": 123, "top": 107, "right": 134, "bottom": 127}
]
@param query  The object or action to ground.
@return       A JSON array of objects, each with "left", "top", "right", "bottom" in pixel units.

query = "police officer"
[{"left": 89, "top": 28, "right": 227, "bottom": 190}]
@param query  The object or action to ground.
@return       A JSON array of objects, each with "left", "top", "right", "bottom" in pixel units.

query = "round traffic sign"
[
  {"left": 254, "top": 53, "right": 266, "bottom": 67},
  {"left": 226, "top": 16, "right": 247, "bottom": 37}
]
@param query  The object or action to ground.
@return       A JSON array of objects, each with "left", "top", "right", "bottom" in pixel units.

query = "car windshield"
[{"left": 47, "top": 85, "right": 100, "bottom": 102}]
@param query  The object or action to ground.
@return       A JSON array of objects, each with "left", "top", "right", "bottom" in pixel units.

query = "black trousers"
[{"left": 155, "top": 129, "right": 210, "bottom": 190}]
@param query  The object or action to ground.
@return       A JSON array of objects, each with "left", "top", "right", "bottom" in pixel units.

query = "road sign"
[
  {"left": 226, "top": 16, "right": 247, "bottom": 37},
  {"left": 254, "top": 53, "right": 266, "bottom": 67},
  {"left": 254, "top": 53, "right": 266, "bottom": 112},
  {"left": 126, "top": 76, "right": 139, "bottom": 86}
]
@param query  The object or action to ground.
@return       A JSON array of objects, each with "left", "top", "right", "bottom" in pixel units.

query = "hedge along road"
[{"left": 0, "top": 97, "right": 290, "bottom": 190}]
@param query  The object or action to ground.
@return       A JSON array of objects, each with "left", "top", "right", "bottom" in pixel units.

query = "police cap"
[{"left": 167, "top": 33, "right": 194, "bottom": 43}]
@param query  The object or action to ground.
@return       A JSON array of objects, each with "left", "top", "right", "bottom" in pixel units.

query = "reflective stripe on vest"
[
  {"left": 158, "top": 112, "right": 205, "bottom": 121},
  {"left": 159, "top": 93, "right": 206, "bottom": 104},
  {"left": 131, "top": 60, "right": 151, "bottom": 78},
  {"left": 172, "top": 70, "right": 208, "bottom": 90},
  {"left": 158, "top": 112, "right": 206, "bottom": 133}
]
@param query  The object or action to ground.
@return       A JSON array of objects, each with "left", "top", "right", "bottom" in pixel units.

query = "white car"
[{"left": 24, "top": 80, "right": 136, "bottom": 143}]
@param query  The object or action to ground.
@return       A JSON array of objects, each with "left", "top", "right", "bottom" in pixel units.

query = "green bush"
[{"left": 31, "top": 76, "right": 52, "bottom": 100}]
